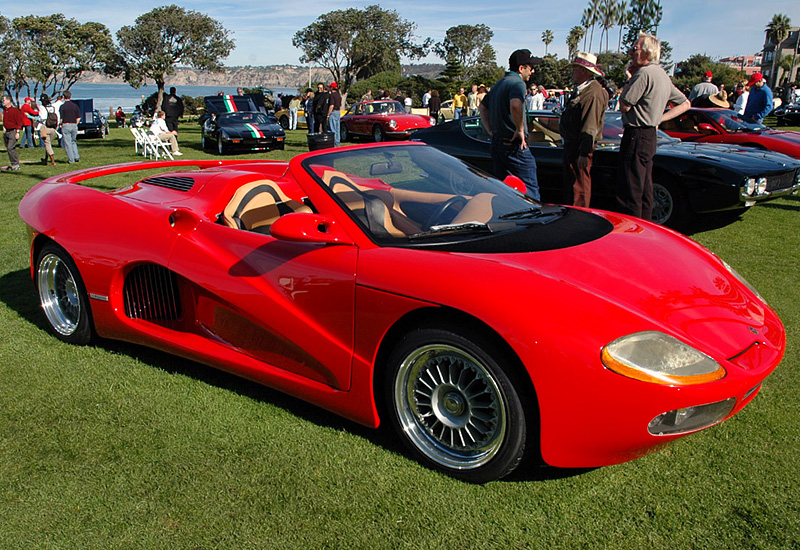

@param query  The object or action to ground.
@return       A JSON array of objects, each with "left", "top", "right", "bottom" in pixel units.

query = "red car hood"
[{"left": 492, "top": 214, "right": 783, "bottom": 361}]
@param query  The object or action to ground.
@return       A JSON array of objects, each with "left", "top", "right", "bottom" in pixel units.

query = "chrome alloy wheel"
[
  {"left": 37, "top": 253, "right": 81, "bottom": 336},
  {"left": 394, "top": 344, "right": 507, "bottom": 469}
]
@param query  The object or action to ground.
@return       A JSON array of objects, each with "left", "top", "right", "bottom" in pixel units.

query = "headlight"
[
  {"left": 757, "top": 177, "right": 767, "bottom": 195},
  {"left": 388, "top": 119, "right": 398, "bottom": 129},
  {"left": 601, "top": 331, "right": 725, "bottom": 385},
  {"left": 744, "top": 178, "right": 756, "bottom": 195},
  {"left": 429, "top": 117, "right": 436, "bottom": 126}
]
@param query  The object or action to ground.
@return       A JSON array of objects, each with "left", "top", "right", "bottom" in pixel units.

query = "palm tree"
[
  {"left": 567, "top": 26, "right": 586, "bottom": 59},
  {"left": 766, "top": 13, "right": 791, "bottom": 86},
  {"left": 542, "top": 29, "right": 554, "bottom": 56},
  {"left": 597, "top": 0, "right": 616, "bottom": 53},
  {"left": 582, "top": 0, "right": 600, "bottom": 51},
  {"left": 616, "top": 0, "right": 629, "bottom": 52}
]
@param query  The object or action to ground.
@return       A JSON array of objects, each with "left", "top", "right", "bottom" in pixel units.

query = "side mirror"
[
  {"left": 269, "top": 213, "right": 354, "bottom": 245},
  {"left": 503, "top": 174, "right": 527, "bottom": 194},
  {"left": 698, "top": 123, "right": 719, "bottom": 135}
]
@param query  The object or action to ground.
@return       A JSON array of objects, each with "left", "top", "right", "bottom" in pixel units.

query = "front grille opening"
[{"left": 123, "top": 264, "right": 181, "bottom": 321}]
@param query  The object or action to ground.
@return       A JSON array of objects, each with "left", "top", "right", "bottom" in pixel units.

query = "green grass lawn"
[{"left": 1, "top": 124, "right": 799, "bottom": 548}]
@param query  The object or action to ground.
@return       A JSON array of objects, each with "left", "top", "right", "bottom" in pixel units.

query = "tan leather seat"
[{"left": 222, "top": 179, "right": 311, "bottom": 234}]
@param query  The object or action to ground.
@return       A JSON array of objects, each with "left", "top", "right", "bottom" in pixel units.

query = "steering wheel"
[{"left": 426, "top": 196, "right": 468, "bottom": 229}]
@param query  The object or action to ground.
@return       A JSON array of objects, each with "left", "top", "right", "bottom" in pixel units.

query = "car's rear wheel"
[
  {"left": 385, "top": 327, "right": 528, "bottom": 483},
  {"left": 36, "top": 242, "right": 93, "bottom": 345},
  {"left": 279, "top": 115, "right": 289, "bottom": 130},
  {"left": 652, "top": 179, "right": 688, "bottom": 230},
  {"left": 373, "top": 125, "right": 386, "bottom": 142}
]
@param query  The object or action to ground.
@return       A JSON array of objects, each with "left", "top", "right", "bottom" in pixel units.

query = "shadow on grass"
[{"left": 0, "top": 267, "right": 589, "bottom": 484}]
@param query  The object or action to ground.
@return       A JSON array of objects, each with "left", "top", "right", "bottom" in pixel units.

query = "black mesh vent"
[
  {"left": 123, "top": 264, "right": 181, "bottom": 321},
  {"left": 141, "top": 176, "right": 195, "bottom": 192}
]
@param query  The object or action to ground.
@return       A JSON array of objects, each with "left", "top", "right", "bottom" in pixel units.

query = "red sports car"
[
  {"left": 340, "top": 100, "right": 435, "bottom": 142},
  {"left": 660, "top": 108, "right": 800, "bottom": 158},
  {"left": 19, "top": 142, "right": 785, "bottom": 483}
]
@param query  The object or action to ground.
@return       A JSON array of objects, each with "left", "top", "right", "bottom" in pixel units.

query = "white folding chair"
[
  {"left": 144, "top": 130, "right": 174, "bottom": 160},
  {"left": 130, "top": 127, "right": 147, "bottom": 155}
]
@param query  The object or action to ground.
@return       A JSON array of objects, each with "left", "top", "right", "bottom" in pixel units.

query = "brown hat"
[
  {"left": 570, "top": 52, "right": 604, "bottom": 77},
  {"left": 709, "top": 94, "right": 728, "bottom": 108}
]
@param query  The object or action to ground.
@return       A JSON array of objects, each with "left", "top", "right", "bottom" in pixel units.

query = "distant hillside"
[{"left": 80, "top": 64, "right": 445, "bottom": 89}]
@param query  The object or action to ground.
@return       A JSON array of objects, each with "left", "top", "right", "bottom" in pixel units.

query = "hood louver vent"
[{"left": 141, "top": 176, "right": 195, "bottom": 192}]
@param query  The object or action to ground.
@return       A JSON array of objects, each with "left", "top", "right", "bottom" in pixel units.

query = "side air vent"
[
  {"left": 141, "top": 176, "right": 195, "bottom": 192},
  {"left": 123, "top": 264, "right": 181, "bottom": 321}
]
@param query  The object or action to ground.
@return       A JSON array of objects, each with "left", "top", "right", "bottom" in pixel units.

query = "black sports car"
[
  {"left": 413, "top": 112, "right": 800, "bottom": 229},
  {"left": 200, "top": 95, "right": 285, "bottom": 154},
  {"left": 774, "top": 102, "right": 800, "bottom": 127}
]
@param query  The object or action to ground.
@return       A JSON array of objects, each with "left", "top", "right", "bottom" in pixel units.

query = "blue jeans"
[
  {"left": 61, "top": 123, "right": 80, "bottom": 163},
  {"left": 23, "top": 125, "right": 35, "bottom": 148},
  {"left": 491, "top": 136, "right": 540, "bottom": 201},
  {"left": 289, "top": 108, "right": 298, "bottom": 130},
  {"left": 328, "top": 110, "right": 341, "bottom": 147}
]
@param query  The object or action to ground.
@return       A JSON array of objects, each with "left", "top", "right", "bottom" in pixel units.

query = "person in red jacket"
[
  {"left": 2, "top": 95, "right": 23, "bottom": 171},
  {"left": 20, "top": 97, "right": 39, "bottom": 148}
]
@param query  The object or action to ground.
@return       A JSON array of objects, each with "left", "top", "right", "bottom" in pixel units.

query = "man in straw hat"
[{"left": 559, "top": 52, "right": 609, "bottom": 208}]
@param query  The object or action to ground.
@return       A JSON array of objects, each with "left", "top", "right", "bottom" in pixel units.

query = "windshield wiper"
[
  {"left": 409, "top": 221, "right": 516, "bottom": 240},
  {"left": 499, "top": 204, "right": 565, "bottom": 220}
]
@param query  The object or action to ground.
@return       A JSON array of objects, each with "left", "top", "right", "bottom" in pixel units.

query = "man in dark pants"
[
  {"left": 312, "top": 83, "right": 330, "bottom": 133},
  {"left": 617, "top": 32, "right": 689, "bottom": 221},
  {"left": 479, "top": 49, "right": 542, "bottom": 200},
  {"left": 163, "top": 87, "right": 184, "bottom": 133},
  {"left": 2, "top": 95, "right": 23, "bottom": 170}
]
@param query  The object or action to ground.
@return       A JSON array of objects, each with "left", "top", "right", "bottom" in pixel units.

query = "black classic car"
[
  {"left": 72, "top": 99, "right": 108, "bottom": 138},
  {"left": 412, "top": 112, "right": 800, "bottom": 229},
  {"left": 774, "top": 102, "right": 800, "bottom": 127},
  {"left": 200, "top": 95, "right": 285, "bottom": 154}
]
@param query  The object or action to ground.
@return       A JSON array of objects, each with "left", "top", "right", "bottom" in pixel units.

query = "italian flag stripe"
[
  {"left": 222, "top": 95, "right": 238, "bottom": 112},
  {"left": 244, "top": 123, "right": 264, "bottom": 138}
]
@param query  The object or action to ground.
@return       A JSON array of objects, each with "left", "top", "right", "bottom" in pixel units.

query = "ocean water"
[{"left": 68, "top": 83, "right": 298, "bottom": 114}]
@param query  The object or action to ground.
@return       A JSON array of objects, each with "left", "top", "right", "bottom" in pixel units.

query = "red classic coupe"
[
  {"left": 340, "top": 100, "right": 435, "bottom": 142},
  {"left": 20, "top": 142, "right": 785, "bottom": 483},
  {"left": 660, "top": 108, "right": 800, "bottom": 159}
]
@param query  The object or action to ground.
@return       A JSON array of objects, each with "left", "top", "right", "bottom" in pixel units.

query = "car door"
[{"left": 167, "top": 218, "right": 358, "bottom": 391}]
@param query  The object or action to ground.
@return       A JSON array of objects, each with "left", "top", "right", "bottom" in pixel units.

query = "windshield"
[
  {"left": 302, "top": 145, "right": 554, "bottom": 244},
  {"left": 706, "top": 110, "right": 768, "bottom": 132},
  {"left": 220, "top": 112, "right": 273, "bottom": 125},
  {"left": 362, "top": 101, "right": 406, "bottom": 115},
  {"left": 600, "top": 112, "right": 676, "bottom": 144}
]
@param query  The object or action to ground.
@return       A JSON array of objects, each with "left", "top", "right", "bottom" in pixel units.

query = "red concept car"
[
  {"left": 20, "top": 142, "right": 785, "bottom": 483},
  {"left": 340, "top": 100, "right": 435, "bottom": 142},
  {"left": 660, "top": 108, "right": 800, "bottom": 158}
]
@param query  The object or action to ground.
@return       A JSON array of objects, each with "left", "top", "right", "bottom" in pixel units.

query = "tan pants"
[
  {"left": 39, "top": 127, "right": 58, "bottom": 157},
  {"left": 158, "top": 132, "right": 179, "bottom": 152}
]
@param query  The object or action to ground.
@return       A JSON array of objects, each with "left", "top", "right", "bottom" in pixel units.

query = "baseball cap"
[
  {"left": 747, "top": 72, "right": 764, "bottom": 87},
  {"left": 509, "top": 49, "right": 543, "bottom": 69}
]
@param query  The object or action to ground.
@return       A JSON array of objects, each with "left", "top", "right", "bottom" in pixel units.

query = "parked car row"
[{"left": 412, "top": 111, "right": 800, "bottom": 230}]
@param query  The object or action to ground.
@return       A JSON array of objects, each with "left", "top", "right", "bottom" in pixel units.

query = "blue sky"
[{"left": 3, "top": 1, "right": 797, "bottom": 69}]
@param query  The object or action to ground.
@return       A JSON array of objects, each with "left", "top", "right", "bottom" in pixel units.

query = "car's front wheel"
[
  {"left": 373, "top": 125, "right": 386, "bottom": 142},
  {"left": 218, "top": 136, "right": 226, "bottom": 155},
  {"left": 652, "top": 179, "right": 688, "bottom": 230},
  {"left": 36, "top": 242, "right": 93, "bottom": 345},
  {"left": 385, "top": 327, "right": 529, "bottom": 483},
  {"left": 340, "top": 124, "right": 350, "bottom": 142}
]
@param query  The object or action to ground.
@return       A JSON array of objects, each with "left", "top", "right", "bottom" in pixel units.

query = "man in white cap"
[{"left": 559, "top": 52, "right": 608, "bottom": 208}]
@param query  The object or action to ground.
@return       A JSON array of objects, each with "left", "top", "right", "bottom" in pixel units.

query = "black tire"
[
  {"left": 201, "top": 134, "right": 208, "bottom": 151},
  {"left": 217, "top": 136, "right": 226, "bottom": 155},
  {"left": 279, "top": 115, "right": 289, "bottom": 130},
  {"left": 35, "top": 242, "right": 93, "bottom": 345},
  {"left": 373, "top": 125, "right": 386, "bottom": 142},
  {"left": 340, "top": 124, "right": 349, "bottom": 142},
  {"left": 384, "top": 327, "right": 529, "bottom": 483},
  {"left": 652, "top": 179, "right": 688, "bottom": 230}
]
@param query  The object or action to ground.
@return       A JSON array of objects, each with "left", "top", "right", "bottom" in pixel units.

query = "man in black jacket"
[
  {"left": 312, "top": 83, "right": 330, "bottom": 133},
  {"left": 163, "top": 87, "right": 184, "bottom": 133}
]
